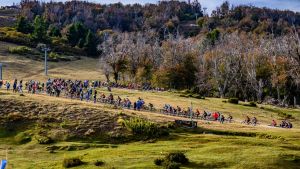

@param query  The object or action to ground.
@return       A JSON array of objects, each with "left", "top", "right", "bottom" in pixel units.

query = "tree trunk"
[
  {"left": 113, "top": 72, "right": 118, "bottom": 83},
  {"left": 219, "top": 87, "right": 225, "bottom": 98},
  {"left": 257, "top": 79, "right": 263, "bottom": 103},
  {"left": 277, "top": 86, "right": 280, "bottom": 102},
  {"left": 105, "top": 73, "right": 110, "bottom": 83}
]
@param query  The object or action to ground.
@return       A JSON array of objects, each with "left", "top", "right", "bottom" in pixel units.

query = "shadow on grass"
[
  {"left": 274, "top": 154, "right": 300, "bottom": 169},
  {"left": 170, "top": 127, "right": 257, "bottom": 137},
  {"left": 185, "top": 161, "right": 228, "bottom": 169},
  {"left": 170, "top": 126, "right": 286, "bottom": 140}
]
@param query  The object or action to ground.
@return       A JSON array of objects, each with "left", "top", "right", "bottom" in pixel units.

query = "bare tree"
[{"left": 99, "top": 32, "right": 130, "bottom": 83}]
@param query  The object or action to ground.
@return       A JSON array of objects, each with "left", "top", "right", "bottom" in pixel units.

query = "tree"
[
  {"left": 66, "top": 24, "right": 78, "bottom": 47},
  {"left": 48, "top": 26, "right": 61, "bottom": 37},
  {"left": 32, "top": 15, "right": 48, "bottom": 43},
  {"left": 66, "top": 22, "right": 87, "bottom": 48},
  {"left": 206, "top": 29, "right": 220, "bottom": 46},
  {"left": 16, "top": 16, "right": 33, "bottom": 34},
  {"left": 84, "top": 30, "right": 98, "bottom": 56},
  {"left": 99, "top": 32, "right": 129, "bottom": 83}
]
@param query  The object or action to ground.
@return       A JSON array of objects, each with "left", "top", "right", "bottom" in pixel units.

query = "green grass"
[
  {"left": 1, "top": 132, "right": 300, "bottom": 169},
  {"left": 0, "top": 90, "right": 299, "bottom": 169}
]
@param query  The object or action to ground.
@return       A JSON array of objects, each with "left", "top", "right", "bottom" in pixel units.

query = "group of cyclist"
[
  {"left": 271, "top": 119, "right": 293, "bottom": 128},
  {"left": 243, "top": 116, "right": 258, "bottom": 126},
  {"left": 162, "top": 104, "right": 233, "bottom": 124},
  {"left": 0, "top": 79, "right": 295, "bottom": 129}
]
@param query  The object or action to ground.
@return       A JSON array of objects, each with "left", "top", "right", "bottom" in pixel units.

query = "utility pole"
[
  {"left": 41, "top": 47, "right": 51, "bottom": 76},
  {"left": 190, "top": 101, "right": 195, "bottom": 128},
  {"left": 190, "top": 101, "right": 193, "bottom": 121},
  {"left": 203, "top": 7, "right": 207, "bottom": 16},
  {"left": 0, "top": 63, "right": 2, "bottom": 80}
]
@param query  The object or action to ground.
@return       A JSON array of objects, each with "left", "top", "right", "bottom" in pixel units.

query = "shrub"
[
  {"left": 48, "top": 130, "right": 70, "bottom": 141},
  {"left": 0, "top": 28, "right": 33, "bottom": 46},
  {"left": 155, "top": 152, "right": 189, "bottom": 169},
  {"left": 36, "top": 135, "right": 54, "bottom": 144},
  {"left": 8, "top": 46, "right": 33, "bottom": 55},
  {"left": 49, "top": 52, "right": 59, "bottom": 60},
  {"left": 94, "top": 160, "right": 105, "bottom": 166},
  {"left": 124, "top": 118, "right": 167, "bottom": 138},
  {"left": 191, "top": 94, "right": 205, "bottom": 99},
  {"left": 166, "top": 122, "right": 176, "bottom": 129},
  {"left": 249, "top": 101, "right": 257, "bottom": 107},
  {"left": 228, "top": 98, "right": 239, "bottom": 104},
  {"left": 48, "top": 52, "right": 70, "bottom": 62},
  {"left": 154, "top": 158, "right": 164, "bottom": 166},
  {"left": 63, "top": 157, "right": 84, "bottom": 168},
  {"left": 117, "top": 117, "right": 125, "bottom": 126},
  {"left": 165, "top": 152, "right": 189, "bottom": 165},
  {"left": 14, "top": 132, "right": 31, "bottom": 144},
  {"left": 165, "top": 162, "right": 181, "bottom": 169},
  {"left": 196, "top": 17, "right": 206, "bottom": 27}
]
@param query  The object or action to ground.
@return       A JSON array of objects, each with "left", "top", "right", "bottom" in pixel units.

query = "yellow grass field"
[{"left": 0, "top": 41, "right": 105, "bottom": 81}]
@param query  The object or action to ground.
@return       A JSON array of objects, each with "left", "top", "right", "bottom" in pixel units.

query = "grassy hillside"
[
  {"left": 0, "top": 41, "right": 104, "bottom": 81},
  {"left": 0, "top": 9, "right": 18, "bottom": 27},
  {"left": 0, "top": 90, "right": 299, "bottom": 169}
]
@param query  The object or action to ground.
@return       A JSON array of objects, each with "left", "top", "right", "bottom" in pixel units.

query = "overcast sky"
[{"left": 1, "top": 0, "right": 300, "bottom": 14}]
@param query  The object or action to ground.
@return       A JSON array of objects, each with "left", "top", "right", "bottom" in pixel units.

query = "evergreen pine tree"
[
  {"left": 16, "top": 16, "right": 33, "bottom": 34},
  {"left": 84, "top": 30, "right": 98, "bottom": 56},
  {"left": 32, "top": 15, "right": 48, "bottom": 43}
]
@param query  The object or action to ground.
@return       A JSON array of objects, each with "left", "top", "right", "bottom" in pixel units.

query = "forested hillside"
[{"left": 0, "top": 0, "right": 300, "bottom": 106}]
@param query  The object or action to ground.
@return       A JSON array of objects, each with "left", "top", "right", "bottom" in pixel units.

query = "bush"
[
  {"left": 48, "top": 52, "right": 70, "bottom": 62},
  {"left": 249, "top": 101, "right": 257, "bottom": 107},
  {"left": 8, "top": 46, "right": 33, "bottom": 55},
  {"left": 63, "top": 157, "right": 84, "bottom": 168},
  {"left": 36, "top": 135, "right": 54, "bottom": 144},
  {"left": 117, "top": 117, "right": 125, "bottom": 126},
  {"left": 0, "top": 28, "right": 33, "bottom": 46},
  {"left": 154, "top": 158, "right": 164, "bottom": 166},
  {"left": 49, "top": 52, "right": 59, "bottom": 60},
  {"left": 165, "top": 162, "right": 181, "bottom": 169},
  {"left": 165, "top": 152, "right": 189, "bottom": 165},
  {"left": 94, "top": 160, "right": 105, "bottom": 166},
  {"left": 166, "top": 122, "right": 176, "bottom": 129},
  {"left": 48, "top": 130, "right": 70, "bottom": 141},
  {"left": 228, "top": 98, "right": 239, "bottom": 104},
  {"left": 155, "top": 151, "right": 189, "bottom": 169},
  {"left": 124, "top": 118, "right": 167, "bottom": 138},
  {"left": 14, "top": 132, "right": 31, "bottom": 144}
]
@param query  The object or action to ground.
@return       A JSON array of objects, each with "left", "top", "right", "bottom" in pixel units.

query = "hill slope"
[
  {"left": 0, "top": 41, "right": 104, "bottom": 81},
  {"left": 0, "top": 90, "right": 300, "bottom": 169}
]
